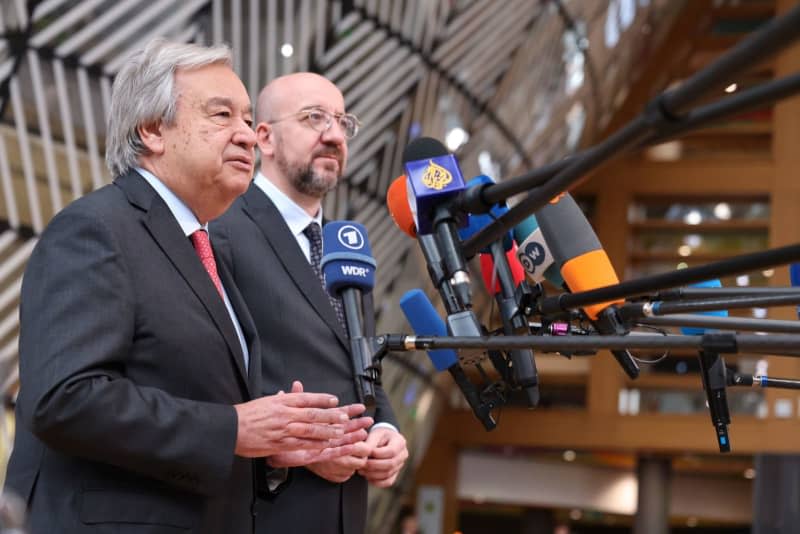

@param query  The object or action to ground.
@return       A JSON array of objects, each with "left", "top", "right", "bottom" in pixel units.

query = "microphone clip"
[
  {"left": 697, "top": 348, "right": 732, "bottom": 453},
  {"left": 515, "top": 280, "right": 542, "bottom": 318}
]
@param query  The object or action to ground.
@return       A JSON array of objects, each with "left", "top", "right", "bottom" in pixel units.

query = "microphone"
[
  {"left": 321, "top": 220, "right": 378, "bottom": 408},
  {"left": 675, "top": 281, "right": 732, "bottom": 453},
  {"left": 678, "top": 279, "right": 728, "bottom": 336},
  {"left": 535, "top": 192, "right": 640, "bottom": 379},
  {"left": 386, "top": 175, "right": 484, "bottom": 363},
  {"left": 387, "top": 175, "right": 460, "bottom": 312},
  {"left": 403, "top": 137, "right": 471, "bottom": 308},
  {"left": 678, "top": 280, "right": 731, "bottom": 452},
  {"left": 386, "top": 175, "right": 417, "bottom": 239},
  {"left": 479, "top": 248, "right": 540, "bottom": 407},
  {"left": 479, "top": 246, "right": 525, "bottom": 294},
  {"left": 513, "top": 215, "right": 565, "bottom": 288},
  {"left": 458, "top": 175, "right": 513, "bottom": 253},
  {"left": 449, "top": 174, "right": 539, "bottom": 406},
  {"left": 399, "top": 289, "right": 497, "bottom": 430},
  {"left": 790, "top": 263, "right": 800, "bottom": 319}
]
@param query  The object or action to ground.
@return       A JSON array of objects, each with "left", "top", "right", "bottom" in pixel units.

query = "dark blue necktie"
[{"left": 303, "top": 222, "right": 346, "bottom": 333}]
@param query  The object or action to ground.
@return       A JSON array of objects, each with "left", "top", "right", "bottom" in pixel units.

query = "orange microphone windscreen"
[
  {"left": 387, "top": 176, "right": 417, "bottom": 238},
  {"left": 560, "top": 249, "right": 624, "bottom": 320}
]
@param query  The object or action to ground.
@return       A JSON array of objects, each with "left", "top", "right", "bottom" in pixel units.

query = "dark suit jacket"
[
  {"left": 5, "top": 171, "right": 262, "bottom": 534},
  {"left": 212, "top": 183, "right": 398, "bottom": 534}
]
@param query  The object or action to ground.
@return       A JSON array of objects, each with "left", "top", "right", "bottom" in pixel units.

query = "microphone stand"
[
  {"left": 364, "top": 332, "right": 800, "bottom": 445},
  {"left": 729, "top": 373, "right": 800, "bottom": 390},
  {"left": 341, "top": 289, "right": 377, "bottom": 409},
  {"left": 654, "top": 286, "right": 800, "bottom": 300},
  {"left": 377, "top": 333, "right": 800, "bottom": 357},
  {"left": 461, "top": 71, "right": 800, "bottom": 217},
  {"left": 618, "top": 293, "right": 800, "bottom": 322},
  {"left": 634, "top": 314, "right": 800, "bottom": 334},
  {"left": 462, "top": 5, "right": 800, "bottom": 255},
  {"left": 695, "top": 337, "right": 734, "bottom": 453},
  {"left": 537, "top": 243, "right": 800, "bottom": 317}
]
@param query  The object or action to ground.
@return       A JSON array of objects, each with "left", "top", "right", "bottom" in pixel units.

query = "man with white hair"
[{"left": 4, "top": 39, "right": 371, "bottom": 533}]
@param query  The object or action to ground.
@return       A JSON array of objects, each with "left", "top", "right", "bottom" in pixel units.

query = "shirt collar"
[
  {"left": 253, "top": 171, "right": 323, "bottom": 237},
  {"left": 135, "top": 167, "right": 206, "bottom": 236}
]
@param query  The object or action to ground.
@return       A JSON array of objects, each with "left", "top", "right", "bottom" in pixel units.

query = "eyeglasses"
[{"left": 269, "top": 107, "right": 361, "bottom": 139}]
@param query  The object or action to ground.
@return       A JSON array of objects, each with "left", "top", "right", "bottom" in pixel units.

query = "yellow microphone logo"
[{"left": 421, "top": 160, "right": 453, "bottom": 190}]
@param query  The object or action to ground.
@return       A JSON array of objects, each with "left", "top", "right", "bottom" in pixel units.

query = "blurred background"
[{"left": 1, "top": 0, "right": 800, "bottom": 532}]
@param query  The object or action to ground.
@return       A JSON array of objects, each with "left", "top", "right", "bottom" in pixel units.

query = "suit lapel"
[
  {"left": 217, "top": 258, "right": 261, "bottom": 393},
  {"left": 241, "top": 184, "right": 349, "bottom": 349},
  {"left": 115, "top": 171, "right": 251, "bottom": 390}
]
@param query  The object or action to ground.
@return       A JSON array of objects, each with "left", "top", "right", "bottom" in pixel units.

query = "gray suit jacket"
[
  {"left": 212, "top": 183, "right": 398, "bottom": 534},
  {"left": 5, "top": 171, "right": 262, "bottom": 533}
]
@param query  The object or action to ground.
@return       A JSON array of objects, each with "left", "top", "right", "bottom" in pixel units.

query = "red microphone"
[{"left": 480, "top": 245, "right": 526, "bottom": 295}]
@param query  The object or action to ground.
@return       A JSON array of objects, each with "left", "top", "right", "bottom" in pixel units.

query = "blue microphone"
[
  {"left": 399, "top": 289, "right": 496, "bottom": 430},
  {"left": 321, "top": 221, "right": 376, "bottom": 295},
  {"left": 790, "top": 263, "right": 800, "bottom": 318},
  {"left": 679, "top": 279, "right": 728, "bottom": 336},
  {"left": 399, "top": 289, "right": 458, "bottom": 371},
  {"left": 458, "top": 175, "right": 512, "bottom": 253},
  {"left": 322, "top": 221, "right": 377, "bottom": 407}
]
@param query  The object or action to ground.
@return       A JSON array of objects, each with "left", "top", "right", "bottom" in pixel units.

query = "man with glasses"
[
  {"left": 212, "top": 73, "right": 408, "bottom": 534},
  {"left": 5, "top": 43, "right": 371, "bottom": 534}
]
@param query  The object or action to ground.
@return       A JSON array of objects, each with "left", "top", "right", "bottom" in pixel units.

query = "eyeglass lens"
[{"left": 307, "top": 109, "right": 358, "bottom": 138}]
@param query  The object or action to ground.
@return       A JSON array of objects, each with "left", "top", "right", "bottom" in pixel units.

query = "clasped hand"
[{"left": 235, "top": 380, "right": 373, "bottom": 466}]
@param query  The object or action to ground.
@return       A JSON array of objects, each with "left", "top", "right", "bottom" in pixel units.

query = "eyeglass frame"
[{"left": 266, "top": 106, "right": 362, "bottom": 139}]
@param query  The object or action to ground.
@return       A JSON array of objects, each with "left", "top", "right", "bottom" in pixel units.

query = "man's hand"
[
  {"left": 357, "top": 427, "right": 408, "bottom": 488},
  {"left": 304, "top": 441, "right": 372, "bottom": 483},
  {"left": 266, "top": 417, "right": 373, "bottom": 468},
  {"left": 233, "top": 380, "right": 368, "bottom": 458}
]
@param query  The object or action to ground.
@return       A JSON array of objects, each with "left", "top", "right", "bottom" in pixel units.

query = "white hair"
[{"left": 105, "top": 38, "right": 233, "bottom": 177}]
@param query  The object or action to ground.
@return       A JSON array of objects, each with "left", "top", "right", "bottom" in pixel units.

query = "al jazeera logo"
[{"left": 421, "top": 160, "right": 453, "bottom": 190}]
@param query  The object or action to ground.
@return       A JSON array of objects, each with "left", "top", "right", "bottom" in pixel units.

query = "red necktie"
[{"left": 190, "top": 229, "right": 224, "bottom": 299}]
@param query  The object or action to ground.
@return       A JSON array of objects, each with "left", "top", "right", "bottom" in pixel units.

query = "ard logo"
[
  {"left": 337, "top": 225, "right": 365, "bottom": 250},
  {"left": 421, "top": 160, "right": 452, "bottom": 190}
]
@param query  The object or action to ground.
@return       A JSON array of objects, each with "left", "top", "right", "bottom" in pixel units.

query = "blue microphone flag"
[
  {"left": 321, "top": 221, "right": 377, "bottom": 295},
  {"left": 403, "top": 139, "right": 467, "bottom": 235},
  {"left": 679, "top": 279, "right": 728, "bottom": 335}
]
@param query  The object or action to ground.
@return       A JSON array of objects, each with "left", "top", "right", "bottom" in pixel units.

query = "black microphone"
[
  {"left": 673, "top": 282, "right": 731, "bottom": 452},
  {"left": 386, "top": 174, "right": 484, "bottom": 367},
  {"left": 700, "top": 347, "right": 732, "bottom": 452},
  {"left": 322, "top": 221, "right": 378, "bottom": 408},
  {"left": 457, "top": 181, "right": 540, "bottom": 408},
  {"left": 386, "top": 175, "right": 460, "bottom": 312},
  {"left": 534, "top": 192, "right": 640, "bottom": 378},
  {"left": 481, "top": 245, "right": 540, "bottom": 407},
  {"left": 403, "top": 137, "right": 472, "bottom": 308}
]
